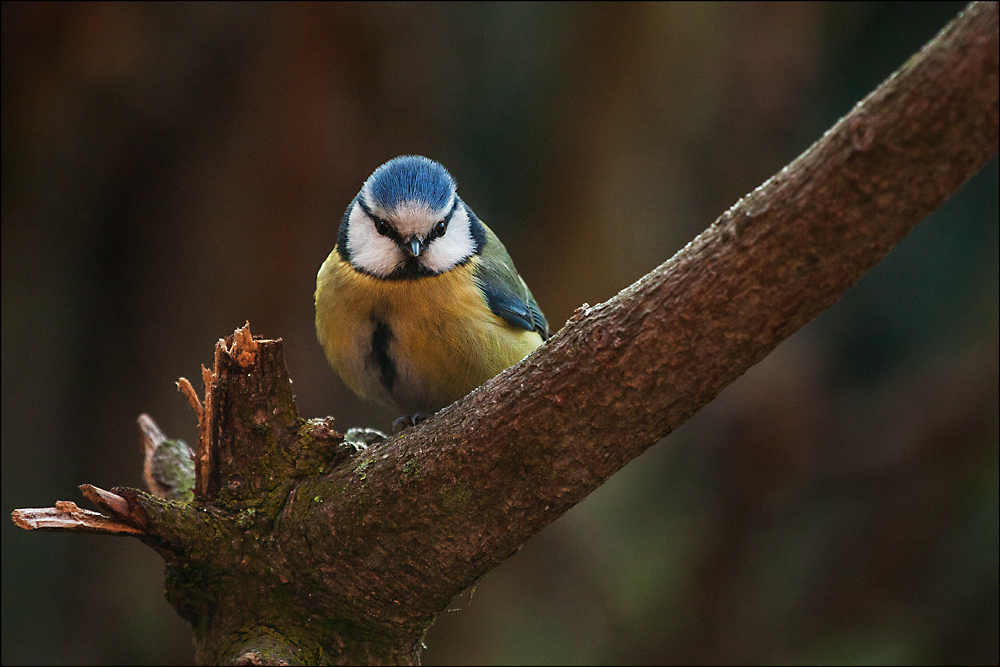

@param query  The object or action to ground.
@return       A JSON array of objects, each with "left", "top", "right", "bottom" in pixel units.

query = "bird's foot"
[{"left": 392, "top": 412, "right": 430, "bottom": 434}]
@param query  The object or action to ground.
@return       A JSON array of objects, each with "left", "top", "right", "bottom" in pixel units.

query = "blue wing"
[{"left": 473, "top": 223, "right": 549, "bottom": 340}]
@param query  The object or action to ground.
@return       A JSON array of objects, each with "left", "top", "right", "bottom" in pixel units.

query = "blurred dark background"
[{"left": 2, "top": 2, "right": 997, "bottom": 665}]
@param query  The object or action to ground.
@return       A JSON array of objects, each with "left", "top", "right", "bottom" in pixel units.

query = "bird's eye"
[
  {"left": 434, "top": 219, "right": 448, "bottom": 237},
  {"left": 374, "top": 218, "right": 392, "bottom": 237}
]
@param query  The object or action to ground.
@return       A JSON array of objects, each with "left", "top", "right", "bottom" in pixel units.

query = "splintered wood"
[{"left": 11, "top": 500, "right": 143, "bottom": 536}]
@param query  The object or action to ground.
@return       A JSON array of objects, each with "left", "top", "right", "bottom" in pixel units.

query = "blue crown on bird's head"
[{"left": 363, "top": 155, "right": 456, "bottom": 213}]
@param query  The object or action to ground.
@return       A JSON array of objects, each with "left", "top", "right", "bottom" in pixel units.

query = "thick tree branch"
[
  {"left": 12, "top": 3, "right": 998, "bottom": 664},
  {"left": 286, "top": 0, "right": 997, "bottom": 632}
]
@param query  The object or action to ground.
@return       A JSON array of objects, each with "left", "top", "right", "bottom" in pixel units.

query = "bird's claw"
[{"left": 392, "top": 413, "right": 430, "bottom": 434}]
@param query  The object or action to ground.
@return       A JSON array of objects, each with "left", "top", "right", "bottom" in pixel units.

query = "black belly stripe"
[{"left": 370, "top": 319, "right": 396, "bottom": 394}]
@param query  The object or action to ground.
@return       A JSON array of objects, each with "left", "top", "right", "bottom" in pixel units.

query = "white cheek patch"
[
  {"left": 345, "top": 204, "right": 403, "bottom": 277},
  {"left": 423, "top": 204, "right": 475, "bottom": 274}
]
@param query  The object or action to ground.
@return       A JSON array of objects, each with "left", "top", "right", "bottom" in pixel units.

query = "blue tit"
[{"left": 315, "top": 155, "right": 548, "bottom": 421}]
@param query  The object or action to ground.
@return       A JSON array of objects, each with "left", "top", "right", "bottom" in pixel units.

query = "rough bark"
[{"left": 12, "top": 2, "right": 999, "bottom": 664}]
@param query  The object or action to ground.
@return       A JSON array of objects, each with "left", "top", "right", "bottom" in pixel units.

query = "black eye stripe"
[
  {"left": 355, "top": 196, "right": 461, "bottom": 244},
  {"left": 431, "top": 198, "right": 461, "bottom": 239},
  {"left": 355, "top": 198, "right": 394, "bottom": 239}
]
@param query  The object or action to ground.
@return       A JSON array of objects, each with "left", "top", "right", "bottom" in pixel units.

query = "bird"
[{"left": 315, "top": 155, "right": 548, "bottom": 426}]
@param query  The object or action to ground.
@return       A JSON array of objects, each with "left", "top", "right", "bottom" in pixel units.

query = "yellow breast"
[{"left": 315, "top": 251, "right": 543, "bottom": 415}]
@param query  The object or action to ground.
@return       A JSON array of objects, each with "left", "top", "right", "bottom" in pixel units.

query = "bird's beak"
[{"left": 404, "top": 237, "right": 423, "bottom": 258}]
